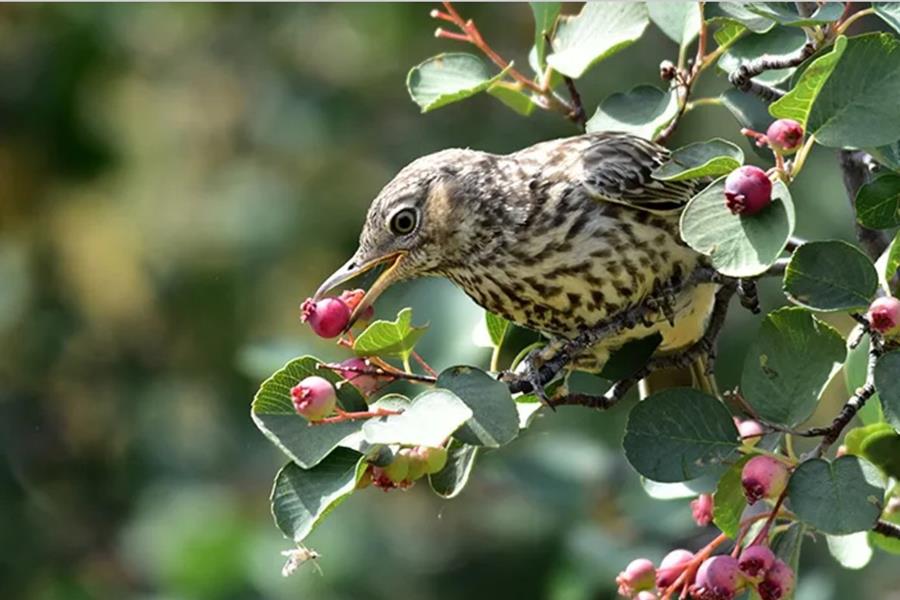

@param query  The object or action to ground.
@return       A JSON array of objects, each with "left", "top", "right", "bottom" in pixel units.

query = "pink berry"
[
  {"left": 300, "top": 297, "right": 350, "bottom": 338},
  {"left": 867, "top": 297, "right": 900, "bottom": 334},
  {"left": 724, "top": 166, "right": 773, "bottom": 216},
  {"left": 765, "top": 119, "right": 804, "bottom": 154},
  {"left": 616, "top": 558, "right": 657, "bottom": 597},
  {"left": 692, "top": 555, "right": 741, "bottom": 600},
  {"left": 758, "top": 559, "right": 795, "bottom": 600},
  {"left": 691, "top": 494, "right": 714, "bottom": 527},
  {"left": 337, "top": 357, "right": 381, "bottom": 396},
  {"left": 290, "top": 376, "right": 337, "bottom": 421},
  {"left": 738, "top": 545, "right": 775, "bottom": 581},
  {"left": 339, "top": 288, "right": 375, "bottom": 322},
  {"left": 736, "top": 419, "right": 765, "bottom": 445},
  {"left": 656, "top": 549, "right": 694, "bottom": 588},
  {"left": 741, "top": 455, "right": 789, "bottom": 505}
]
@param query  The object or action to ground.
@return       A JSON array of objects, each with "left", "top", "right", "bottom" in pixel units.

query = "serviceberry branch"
[{"left": 873, "top": 519, "right": 900, "bottom": 540}]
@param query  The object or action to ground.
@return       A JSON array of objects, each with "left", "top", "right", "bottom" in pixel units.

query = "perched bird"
[{"left": 314, "top": 132, "right": 717, "bottom": 392}]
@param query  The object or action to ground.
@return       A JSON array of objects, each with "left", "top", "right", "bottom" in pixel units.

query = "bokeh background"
[{"left": 1, "top": 3, "right": 897, "bottom": 599}]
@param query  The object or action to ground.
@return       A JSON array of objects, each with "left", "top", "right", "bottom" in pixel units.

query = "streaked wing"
[{"left": 580, "top": 132, "right": 705, "bottom": 214}]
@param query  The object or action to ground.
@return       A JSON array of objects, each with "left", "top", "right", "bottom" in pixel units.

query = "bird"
[{"left": 313, "top": 131, "right": 718, "bottom": 396}]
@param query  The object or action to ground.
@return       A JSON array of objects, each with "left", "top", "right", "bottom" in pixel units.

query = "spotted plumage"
[{"left": 317, "top": 132, "right": 717, "bottom": 372}]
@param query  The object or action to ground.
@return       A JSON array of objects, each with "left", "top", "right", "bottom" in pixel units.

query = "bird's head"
[{"left": 313, "top": 148, "right": 489, "bottom": 327}]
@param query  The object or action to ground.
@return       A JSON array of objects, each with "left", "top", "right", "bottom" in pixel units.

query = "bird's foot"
[
  {"left": 737, "top": 278, "right": 761, "bottom": 314},
  {"left": 499, "top": 341, "right": 568, "bottom": 409}
]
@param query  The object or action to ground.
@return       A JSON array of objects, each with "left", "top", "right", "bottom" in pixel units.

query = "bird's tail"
[{"left": 638, "top": 354, "right": 717, "bottom": 399}]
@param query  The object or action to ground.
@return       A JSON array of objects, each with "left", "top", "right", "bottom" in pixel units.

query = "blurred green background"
[{"left": 1, "top": 3, "right": 897, "bottom": 599}]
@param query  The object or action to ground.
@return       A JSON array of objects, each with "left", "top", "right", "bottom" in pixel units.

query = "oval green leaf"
[
  {"left": 547, "top": 2, "right": 649, "bottom": 78},
  {"left": 648, "top": 2, "right": 701, "bottom": 50},
  {"left": 407, "top": 53, "right": 506, "bottom": 113},
  {"left": 713, "top": 455, "right": 752, "bottom": 538},
  {"left": 740, "top": 307, "right": 846, "bottom": 427},
  {"left": 362, "top": 388, "right": 472, "bottom": 448},
  {"left": 623, "top": 388, "right": 740, "bottom": 483},
  {"left": 856, "top": 173, "right": 900, "bottom": 230},
  {"left": 783, "top": 240, "right": 879, "bottom": 311},
  {"left": 252, "top": 356, "right": 367, "bottom": 468},
  {"left": 680, "top": 178, "right": 795, "bottom": 277},
  {"left": 353, "top": 307, "right": 427, "bottom": 361},
  {"left": 652, "top": 139, "right": 744, "bottom": 181},
  {"left": 271, "top": 449, "right": 366, "bottom": 542},
  {"left": 769, "top": 35, "right": 846, "bottom": 128},
  {"left": 807, "top": 33, "right": 900, "bottom": 148},
  {"left": 585, "top": 85, "right": 678, "bottom": 140},
  {"left": 746, "top": 2, "right": 844, "bottom": 26},
  {"left": 874, "top": 350, "right": 900, "bottom": 432},
  {"left": 437, "top": 366, "right": 519, "bottom": 447},
  {"left": 718, "top": 26, "right": 808, "bottom": 84},
  {"left": 787, "top": 456, "right": 885, "bottom": 535}
]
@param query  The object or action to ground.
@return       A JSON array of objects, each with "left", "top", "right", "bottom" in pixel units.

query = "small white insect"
[{"left": 280, "top": 546, "right": 323, "bottom": 577}]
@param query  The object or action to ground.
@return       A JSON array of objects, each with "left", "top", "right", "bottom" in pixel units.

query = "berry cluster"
[
  {"left": 360, "top": 445, "right": 449, "bottom": 491},
  {"left": 722, "top": 119, "right": 806, "bottom": 216}
]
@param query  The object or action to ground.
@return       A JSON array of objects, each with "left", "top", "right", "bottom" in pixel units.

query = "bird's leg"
[
  {"left": 499, "top": 339, "right": 568, "bottom": 406},
  {"left": 737, "top": 278, "right": 761, "bottom": 314}
]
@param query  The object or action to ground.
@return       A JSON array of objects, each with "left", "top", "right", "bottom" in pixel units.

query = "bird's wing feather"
[{"left": 580, "top": 132, "right": 705, "bottom": 214}]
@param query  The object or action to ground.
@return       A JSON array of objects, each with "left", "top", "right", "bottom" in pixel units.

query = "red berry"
[
  {"left": 616, "top": 558, "right": 657, "bottom": 597},
  {"left": 738, "top": 545, "right": 775, "bottom": 581},
  {"left": 339, "top": 288, "right": 375, "bottom": 322},
  {"left": 724, "top": 166, "right": 773, "bottom": 216},
  {"left": 300, "top": 297, "right": 350, "bottom": 338},
  {"left": 692, "top": 555, "right": 741, "bottom": 600},
  {"left": 736, "top": 419, "right": 765, "bottom": 446},
  {"left": 766, "top": 119, "right": 804, "bottom": 154},
  {"left": 337, "top": 357, "right": 381, "bottom": 396},
  {"left": 741, "top": 455, "right": 790, "bottom": 505},
  {"left": 656, "top": 549, "right": 694, "bottom": 588},
  {"left": 691, "top": 493, "right": 714, "bottom": 527},
  {"left": 758, "top": 559, "right": 795, "bottom": 600},
  {"left": 290, "top": 376, "right": 337, "bottom": 421},
  {"left": 867, "top": 296, "right": 900, "bottom": 334}
]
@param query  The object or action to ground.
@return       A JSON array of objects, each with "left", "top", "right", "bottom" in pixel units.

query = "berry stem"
[
  {"left": 317, "top": 361, "right": 437, "bottom": 384},
  {"left": 310, "top": 407, "right": 403, "bottom": 425}
]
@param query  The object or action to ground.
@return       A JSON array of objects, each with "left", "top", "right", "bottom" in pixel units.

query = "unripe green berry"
[
  {"left": 420, "top": 446, "right": 448, "bottom": 474},
  {"left": 383, "top": 452, "right": 410, "bottom": 483}
]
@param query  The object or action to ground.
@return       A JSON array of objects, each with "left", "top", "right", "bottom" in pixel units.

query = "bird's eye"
[{"left": 389, "top": 208, "right": 418, "bottom": 236}]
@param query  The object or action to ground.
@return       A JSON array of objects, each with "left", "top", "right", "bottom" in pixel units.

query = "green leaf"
[
  {"left": 648, "top": 2, "right": 701, "bottom": 51},
  {"left": 713, "top": 455, "right": 752, "bottom": 538},
  {"left": 783, "top": 240, "right": 879, "bottom": 311},
  {"left": 874, "top": 350, "right": 900, "bottom": 431},
  {"left": 741, "top": 307, "right": 846, "bottom": 427},
  {"left": 652, "top": 139, "right": 744, "bottom": 181},
  {"left": 680, "top": 178, "right": 795, "bottom": 277},
  {"left": 353, "top": 307, "right": 427, "bottom": 361},
  {"left": 807, "top": 33, "right": 900, "bottom": 148},
  {"left": 718, "top": 26, "right": 808, "bottom": 85},
  {"left": 271, "top": 448, "right": 365, "bottom": 542},
  {"left": 860, "top": 428, "right": 900, "bottom": 479},
  {"left": 252, "top": 356, "right": 366, "bottom": 469},
  {"left": 406, "top": 53, "right": 507, "bottom": 113},
  {"left": 875, "top": 2, "right": 900, "bottom": 34},
  {"left": 870, "top": 140, "right": 900, "bottom": 172},
  {"left": 530, "top": 2, "right": 561, "bottom": 71},
  {"left": 487, "top": 84, "right": 536, "bottom": 116},
  {"left": 712, "top": 19, "right": 748, "bottom": 50},
  {"left": 881, "top": 231, "right": 900, "bottom": 286},
  {"left": 623, "top": 388, "right": 740, "bottom": 483},
  {"left": 705, "top": 3, "right": 774, "bottom": 33},
  {"left": 856, "top": 173, "right": 900, "bottom": 230},
  {"left": 362, "top": 388, "right": 472, "bottom": 447},
  {"left": 436, "top": 366, "right": 518, "bottom": 447},
  {"left": 547, "top": 2, "right": 649, "bottom": 78},
  {"left": 827, "top": 531, "right": 873, "bottom": 570},
  {"left": 845, "top": 334, "right": 884, "bottom": 426},
  {"left": 428, "top": 439, "right": 478, "bottom": 499},
  {"left": 788, "top": 456, "right": 885, "bottom": 535},
  {"left": 586, "top": 85, "right": 678, "bottom": 141},
  {"left": 746, "top": 2, "right": 844, "bottom": 26},
  {"left": 845, "top": 423, "right": 894, "bottom": 456},
  {"left": 720, "top": 88, "right": 778, "bottom": 159},
  {"left": 769, "top": 35, "right": 846, "bottom": 128},
  {"left": 485, "top": 311, "right": 511, "bottom": 347}
]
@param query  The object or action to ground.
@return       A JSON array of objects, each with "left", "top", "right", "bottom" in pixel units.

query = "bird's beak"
[{"left": 313, "top": 250, "right": 407, "bottom": 328}]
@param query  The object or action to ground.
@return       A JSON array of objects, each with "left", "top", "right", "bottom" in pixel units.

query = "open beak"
[{"left": 313, "top": 251, "right": 407, "bottom": 328}]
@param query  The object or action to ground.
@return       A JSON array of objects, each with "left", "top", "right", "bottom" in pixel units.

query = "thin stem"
[
  {"left": 411, "top": 350, "right": 437, "bottom": 377},
  {"left": 317, "top": 361, "right": 437, "bottom": 384},
  {"left": 684, "top": 96, "right": 723, "bottom": 111},
  {"left": 311, "top": 407, "right": 403, "bottom": 425},
  {"left": 787, "top": 134, "right": 817, "bottom": 180},
  {"left": 834, "top": 7, "right": 875, "bottom": 35},
  {"left": 750, "top": 491, "right": 788, "bottom": 546}
]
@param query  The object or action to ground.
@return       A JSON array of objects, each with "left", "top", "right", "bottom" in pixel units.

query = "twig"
[
  {"left": 873, "top": 519, "right": 900, "bottom": 540},
  {"left": 311, "top": 407, "right": 403, "bottom": 425},
  {"left": 317, "top": 361, "right": 437, "bottom": 384},
  {"left": 544, "top": 32, "right": 587, "bottom": 131},
  {"left": 839, "top": 149, "right": 890, "bottom": 260},
  {"left": 728, "top": 42, "right": 816, "bottom": 102}
]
